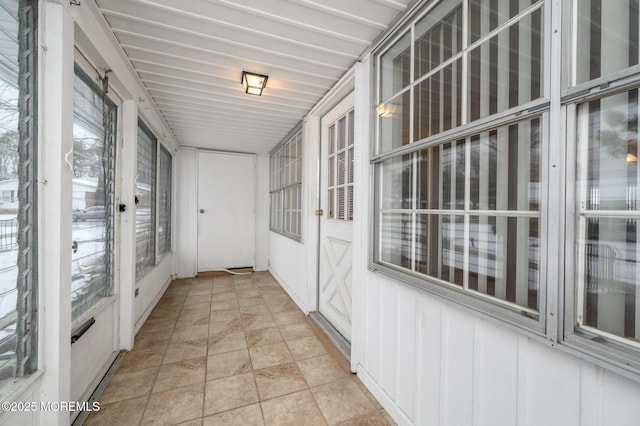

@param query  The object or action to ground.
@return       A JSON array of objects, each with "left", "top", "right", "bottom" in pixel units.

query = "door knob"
[
  {"left": 72, "top": 240, "right": 78, "bottom": 254},
  {"left": 199, "top": 209, "right": 205, "bottom": 214}
]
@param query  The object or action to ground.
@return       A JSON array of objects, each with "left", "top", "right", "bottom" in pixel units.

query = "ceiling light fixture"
[{"left": 241, "top": 71, "right": 268, "bottom": 96}]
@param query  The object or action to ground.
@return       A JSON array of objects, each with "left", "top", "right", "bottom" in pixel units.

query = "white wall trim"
[{"left": 357, "top": 366, "right": 414, "bottom": 426}]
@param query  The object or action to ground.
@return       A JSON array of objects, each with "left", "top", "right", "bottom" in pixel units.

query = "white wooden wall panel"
[
  {"left": 415, "top": 293, "right": 442, "bottom": 425},
  {"left": 474, "top": 321, "right": 519, "bottom": 426},
  {"left": 135, "top": 256, "right": 173, "bottom": 328},
  {"left": 601, "top": 372, "right": 640, "bottom": 426},
  {"left": 395, "top": 284, "right": 416, "bottom": 420},
  {"left": 355, "top": 271, "right": 640, "bottom": 426},
  {"left": 269, "top": 232, "right": 310, "bottom": 313}
]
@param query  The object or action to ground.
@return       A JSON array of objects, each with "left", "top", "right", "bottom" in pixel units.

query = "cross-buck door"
[{"left": 319, "top": 93, "right": 355, "bottom": 341}]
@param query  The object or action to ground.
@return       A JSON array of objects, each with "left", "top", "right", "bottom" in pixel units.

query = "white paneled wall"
[
  {"left": 356, "top": 272, "right": 640, "bottom": 426},
  {"left": 269, "top": 233, "right": 310, "bottom": 313}
]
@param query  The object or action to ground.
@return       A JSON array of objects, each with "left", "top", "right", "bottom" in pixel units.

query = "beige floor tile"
[
  {"left": 154, "top": 357, "right": 207, "bottom": 393},
  {"left": 236, "top": 289, "right": 261, "bottom": 298},
  {"left": 85, "top": 395, "right": 148, "bottom": 426},
  {"left": 208, "top": 332, "right": 247, "bottom": 355},
  {"left": 185, "top": 294, "right": 212, "bottom": 305},
  {"left": 176, "top": 311, "right": 211, "bottom": 328},
  {"left": 202, "top": 403, "right": 264, "bottom": 426},
  {"left": 352, "top": 377, "right": 383, "bottom": 410},
  {"left": 133, "top": 329, "right": 172, "bottom": 351},
  {"left": 286, "top": 336, "right": 328, "bottom": 360},
  {"left": 246, "top": 327, "right": 283, "bottom": 348},
  {"left": 311, "top": 379, "right": 376, "bottom": 425},
  {"left": 242, "top": 313, "right": 276, "bottom": 331},
  {"left": 176, "top": 419, "right": 204, "bottom": 426},
  {"left": 99, "top": 366, "right": 158, "bottom": 404},
  {"left": 238, "top": 297, "right": 265, "bottom": 309},
  {"left": 118, "top": 347, "right": 166, "bottom": 373},
  {"left": 164, "top": 338, "right": 208, "bottom": 364},
  {"left": 298, "top": 355, "right": 350, "bottom": 388},
  {"left": 278, "top": 322, "right": 315, "bottom": 341},
  {"left": 260, "top": 390, "right": 327, "bottom": 426},
  {"left": 211, "top": 285, "right": 235, "bottom": 295},
  {"left": 141, "top": 382, "right": 205, "bottom": 425},
  {"left": 272, "top": 310, "right": 305, "bottom": 326},
  {"left": 188, "top": 286, "right": 213, "bottom": 296},
  {"left": 139, "top": 316, "right": 178, "bottom": 334},
  {"left": 253, "top": 363, "right": 307, "bottom": 400},
  {"left": 211, "top": 291, "right": 237, "bottom": 302},
  {"left": 182, "top": 302, "right": 213, "bottom": 315},
  {"left": 337, "top": 410, "right": 397, "bottom": 426},
  {"left": 206, "top": 349, "right": 252, "bottom": 381},
  {"left": 249, "top": 342, "right": 293, "bottom": 370},
  {"left": 210, "top": 308, "right": 241, "bottom": 321},
  {"left": 204, "top": 372, "right": 259, "bottom": 416},
  {"left": 209, "top": 317, "right": 244, "bottom": 337},
  {"left": 241, "top": 304, "right": 270, "bottom": 315},
  {"left": 211, "top": 299, "right": 240, "bottom": 311},
  {"left": 147, "top": 305, "right": 182, "bottom": 320},
  {"left": 171, "top": 324, "right": 210, "bottom": 343},
  {"left": 266, "top": 302, "right": 298, "bottom": 314}
]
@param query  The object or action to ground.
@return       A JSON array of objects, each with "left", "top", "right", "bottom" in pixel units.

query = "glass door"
[{"left": 71, "top": 65, "right": 117, "bottom": 323}]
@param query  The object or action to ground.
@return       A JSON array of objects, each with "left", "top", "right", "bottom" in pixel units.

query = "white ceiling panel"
[{"left": 95, "top": 0, "right": 414, "bottom": 153}]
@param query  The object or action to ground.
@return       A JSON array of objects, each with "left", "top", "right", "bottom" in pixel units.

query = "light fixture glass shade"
[
  {"left": 376, "top": 103, "right": 400, "bottom": 118},
  {"left": 241, "top": 71, "right": 268, "bottom": 96}
]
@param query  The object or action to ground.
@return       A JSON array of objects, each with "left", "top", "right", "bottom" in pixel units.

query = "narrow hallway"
[{"left": 84, "top": 272, "right": 394, "bottom": 425}]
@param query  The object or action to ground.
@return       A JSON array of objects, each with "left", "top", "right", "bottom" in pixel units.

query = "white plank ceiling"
[{"left": 95, "top": 0, "right": 413, "bottom": 154}]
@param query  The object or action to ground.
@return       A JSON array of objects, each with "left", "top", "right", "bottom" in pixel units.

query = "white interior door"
[
  {"left": 319, "top": 93, "right": 355, "bottom": 341},
  {"left": 70, "top": 60, "right": 119, "bottom": 403},
  {"left": 197, "top": 152, "right": 255, "bottom": 271}
]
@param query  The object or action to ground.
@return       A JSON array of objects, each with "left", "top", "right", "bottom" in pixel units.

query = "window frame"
[
  {"left": 370, "top": 0, "right": 550, "bottom": 334},
  {"left": 135, "top": 119, "right": 158, "bottom": 280},
  {"left": 270, "top": 124, "right": 303, "bottom": 241},
  {"left": 157, "top": 144, "right": 172, "bottom": 259},
  {"left": 555, "top": 0, "right": 640, "bottom": 379}
]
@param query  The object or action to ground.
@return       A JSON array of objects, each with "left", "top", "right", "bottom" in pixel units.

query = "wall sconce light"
[
  {"left": 241, "top": 71, "right": 269, "bottom": 96},
  {"left": 376, "top": 103, "right": 400, "bottom": 118}
]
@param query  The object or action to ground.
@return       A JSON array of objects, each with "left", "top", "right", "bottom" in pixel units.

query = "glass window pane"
[
  {"left": 329, "top": 124, "right": 335, "bottom": 154},
  {"left": 337, "top": 187, "right": 345, "bottom": 220},
  {"left": 573, "top": 0, "right": 640, "bottom": 86},
  {"left": 337, "top": 152, "right": 345, "bottom": 185},
  {"left": 72, "top": 68, "right": 116, "bottom": 322},
  {"left": 379, "top": 91, "right": 411, "bottom": 154},
  {"left": 348, "top": 148, "right": 354, "bottom": 184},
  {"left": 328, "top": 155, "right": 335, "bottom": 187},
  {"left": 0, "top": 0, "right": 37, "bottom": 384},
  {"left": 380, "top": 31, "right": 411, "bottom": 101},
  {"left": 380, "top": 213, "right": 412, "bottom": 270},
  {"left": 381, "top": 154, "right": 413, "bottom": 210},
  {"left": 468, "top": 215, "right": 540, "bottom": 309},
  {"left": 469, "top": 118, "right": 541, "bottom": 211},
  {"left": 158, "top": 145, "right": 172, "bottom": 256},
  {"left": 579, "top": 218, "right": 638, "bottom": 340},
  {"left": 579, "top": 91, "right": 639, "bottom": 211},
  {"left": 328, "top": 188, "right": 335, "bottom": 219},
  {"left": 468, "top": 8, "right": 544, "bottom": 122},
  {"left": 468, "top": 0, "right": 541, "bottom": 43},
  {"left": 338, "top": 116, "right": 346, "bottom": 151},
  {"left": 413, "top": 58, "right": 463, "bottom": 142},
  {"left": 415, "top": 1, "right": 463, "bottom": 80},
  {"left": 136, "top": 122, "right": 157, "bottom": 279}
]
